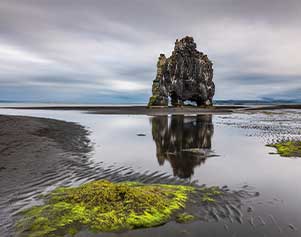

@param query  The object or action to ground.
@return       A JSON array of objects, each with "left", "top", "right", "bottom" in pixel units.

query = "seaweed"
[
  {"left": 175, "top": 213, "right": 196, "bottom": 223},
  {"left": 267, "top": 140, "right": 301, "bottom": 157},
  {"left": 17, "top": 180, "right": 194, "bottom": 237},
  {"left": 200, "top": 186, "right": 222, "bottom": 203}
]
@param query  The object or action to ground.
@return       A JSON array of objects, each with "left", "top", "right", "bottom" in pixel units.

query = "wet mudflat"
[{"left": 0, "top": 108, "right": 301, "bottom": 236}]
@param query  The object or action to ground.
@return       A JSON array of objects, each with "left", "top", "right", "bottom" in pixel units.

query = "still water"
[{"left": 1, "top": 108, "right": 301, "bottom": 236}]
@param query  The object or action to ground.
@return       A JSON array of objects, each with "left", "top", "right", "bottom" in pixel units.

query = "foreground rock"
[
  {"left": 17, "top": 180, "right": 194, "bottom": 236},
  {"left": 16, "top": 180, "right": 256, "bottom": 236},
  {"left": 149, "top": 36, "right": 215, "bottom": 107}
]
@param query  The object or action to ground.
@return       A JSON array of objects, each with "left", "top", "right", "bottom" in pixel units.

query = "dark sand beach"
[{"left": 0, "top": 115, "right": 91, "bottom": 236}]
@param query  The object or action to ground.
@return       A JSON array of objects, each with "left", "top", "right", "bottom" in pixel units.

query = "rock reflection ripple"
[{"left": 151, "top": 115, "right": 217, "bottom": 179}]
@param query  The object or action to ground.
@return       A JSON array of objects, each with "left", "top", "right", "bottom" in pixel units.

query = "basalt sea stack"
[{"left": 148, "top": 36, "right": 215, "bottom": 107}]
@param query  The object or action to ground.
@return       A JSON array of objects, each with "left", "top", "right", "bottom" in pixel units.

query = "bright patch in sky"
[
  {"left": 109, "top": 80, "right": 149, "bottom": 92},
  {"left": 0, "top": 44, "right": 51, "bottom": 64}
]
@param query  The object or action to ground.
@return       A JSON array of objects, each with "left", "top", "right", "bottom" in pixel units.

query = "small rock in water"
[
  {"left": 288, "top": 224, "right": 297, "bottom": 231},
  {"left": 136, "top": 133, "right": 146, "bottom": 136}
]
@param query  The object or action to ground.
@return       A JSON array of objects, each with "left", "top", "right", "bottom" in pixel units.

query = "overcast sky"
[{"left": 0, "top": 0, "right": 300, "bottom": 103}]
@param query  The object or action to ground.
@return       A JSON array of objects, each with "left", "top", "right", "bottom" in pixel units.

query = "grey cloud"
[
  {"left": 224, "top": 74, "right": 301, "bottom": 85},
  {"left": 0, "top": 0, "right": 300, "bottom": 102},
  {"left": 261, "top": 87, "right": 301, "bottom": 101}
]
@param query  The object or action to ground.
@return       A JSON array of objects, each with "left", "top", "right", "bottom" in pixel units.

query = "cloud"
[
  {"left": 0, "top": 0, "right": 300, "bottom": 102},
  {"left": 0, "top": 44, "right": 51, "bottom": 64}
]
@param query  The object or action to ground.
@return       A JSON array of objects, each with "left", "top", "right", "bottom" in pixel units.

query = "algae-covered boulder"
[
  {"left": 267, "top": 140, "right": 301, "bottom": 157},
  {"left": 17, "top": 180, "right": 194, "bottom": 236},
  {"left": 148, "top": 36, "right": 215, "bottom": 107},
  {"left": 16, "top": 180, "right": 257, "bottom": 237}
]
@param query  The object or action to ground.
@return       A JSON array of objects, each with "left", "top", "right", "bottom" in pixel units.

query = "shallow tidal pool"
[{"left": 1, "top": 108, "right": 301, "bottom": 236}]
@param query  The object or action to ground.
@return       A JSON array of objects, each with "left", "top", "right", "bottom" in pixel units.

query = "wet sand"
[
  {"left": 0, "top": 115, "right": 91, "bottom": 236},
  {"left": 0, "top": 114, "right": 90, "bottom": 191}
]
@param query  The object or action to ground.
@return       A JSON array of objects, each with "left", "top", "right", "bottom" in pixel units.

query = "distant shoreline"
[{"left": 2, "top": 104, "right": 301, "bottom": 115}]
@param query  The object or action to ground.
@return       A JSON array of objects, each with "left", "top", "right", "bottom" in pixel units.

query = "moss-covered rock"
[
  {"left": 267, "top": 140, "right": 301, "bottom": 157},
  {"left": 148, "top": 95, "right": 158, "bottom": 107},
  {"left": 147, "top": 95, "right": 168, "bottom": 107},
  {"left": 17, "top": 180, "right": 195, "bottom": 237}
]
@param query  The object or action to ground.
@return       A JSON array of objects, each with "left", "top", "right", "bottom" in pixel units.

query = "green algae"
[
  {"left": 200, "top": 186, "right": 222, "bottom": 203},
  {"left": 17, "top": 180, "right": 195, "bottom": 237},
  {"left": 175, "top": 213, "right": 196, "bottom": 223},
  {"left": 148, "top": 96, "right": 158, "bottom": 107},
  {"left": 267, "top": 140, "right": 301, "bottom": 157}
]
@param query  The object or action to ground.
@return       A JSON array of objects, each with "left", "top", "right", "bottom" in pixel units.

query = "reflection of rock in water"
[{"left": 151, "top": 115, "right": 214, "bottom": 178}]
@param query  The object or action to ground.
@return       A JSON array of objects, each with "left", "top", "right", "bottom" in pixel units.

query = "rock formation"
[{"left": 148, "top": 36, "right": 215, "bottom": 106}]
